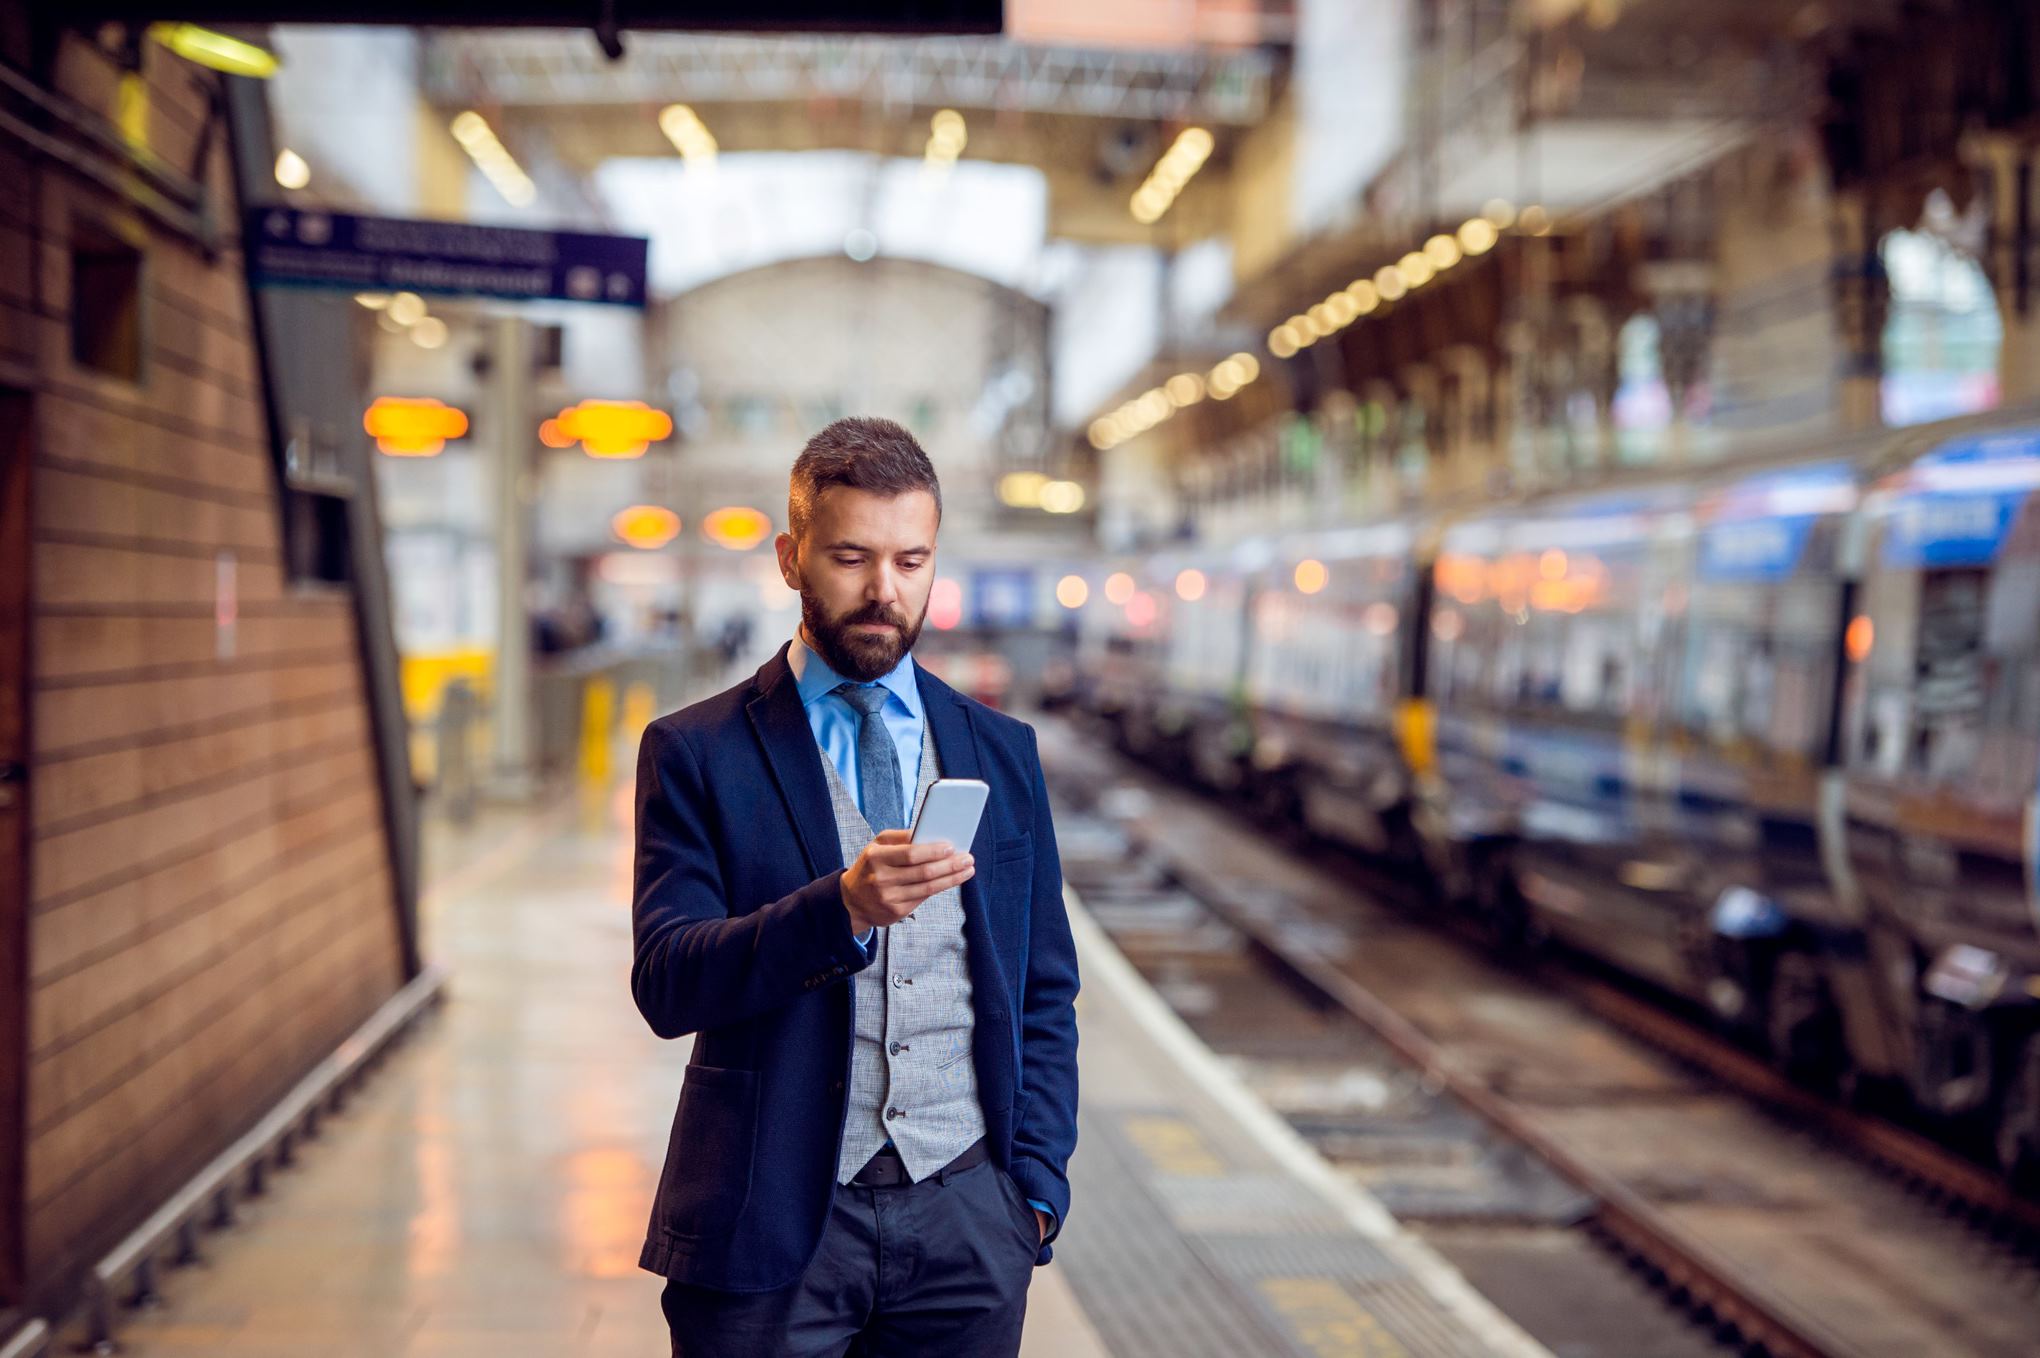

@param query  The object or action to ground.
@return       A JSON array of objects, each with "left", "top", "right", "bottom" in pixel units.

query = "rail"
[{"left": 73, "top": 966, "right": 449, "bottom": 1352}]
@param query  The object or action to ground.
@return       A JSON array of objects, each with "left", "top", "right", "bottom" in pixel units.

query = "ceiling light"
[
  {"left": 149, "top": 23, "right": 278, "bottom": 78},
  {"left": 1039, "top": 480, "right": 1086, "bottom": 514},
  {"left": 450, "top": 110, "right": 537, "bottom": 207},
  {"left": 658, "top": 104, "right": 719, "bottom": 166},
  {"left": 1129, "top": 125, "right": 1214, "bottom": 226},
  {"left": 387, "top": 291, "right": 426, "bottom": 326},
  {"left": 1458, "top": 218, "right": 1500, "bottom": 255}
]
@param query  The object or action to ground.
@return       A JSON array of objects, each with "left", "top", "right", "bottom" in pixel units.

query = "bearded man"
[{"left": 630, "top": 416, "right": 1080, "bottom": 1358}]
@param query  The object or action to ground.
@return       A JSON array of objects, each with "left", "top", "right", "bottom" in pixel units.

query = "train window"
[
  {"left": 1849, "top": 558, "right": 2040, "bottom": 803},
  {"left": 1479, "top": 547, "right": 1649, "bottom": 724},
  {"left": 1249, "top": 563, "right": 1404, "bottom": 722},
  {"left": 1675, "top": 575, "right": 1839, "bottom": 758}
]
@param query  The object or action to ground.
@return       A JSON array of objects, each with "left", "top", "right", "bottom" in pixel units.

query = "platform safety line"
[{"left": 1063, "top": 885, "right": 1558, "bottom": 1358}]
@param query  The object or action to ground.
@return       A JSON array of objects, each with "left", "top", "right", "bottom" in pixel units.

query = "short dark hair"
[{"left": 787, "top": 416, "right": 942, "bottom": 541}]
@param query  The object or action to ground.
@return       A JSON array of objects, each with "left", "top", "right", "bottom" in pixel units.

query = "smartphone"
[{"left": 910, "top": 777, "right": 990, "bottom": 851}]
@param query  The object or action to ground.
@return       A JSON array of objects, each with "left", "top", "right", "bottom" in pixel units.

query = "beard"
[{"left": 800, "top": 589, "right": 927, "bottom": 682}]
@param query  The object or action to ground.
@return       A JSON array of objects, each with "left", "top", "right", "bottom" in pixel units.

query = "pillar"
[
  {"left": 485, "top": 314, "right": 537, "bottom": 797},
  {"left": 1831, "top": 189, "right": 1889, "bottom": 431},
  {"left": 1965, "top": 131, "right": 2040, "bottom": 404}
]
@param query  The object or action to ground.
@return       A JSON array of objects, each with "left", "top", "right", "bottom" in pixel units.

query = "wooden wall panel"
[{"left": 8, "top": 34, "right": 409, "bottom": 1297}]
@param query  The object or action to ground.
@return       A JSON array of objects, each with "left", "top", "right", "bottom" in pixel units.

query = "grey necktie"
[{"left": 833, "top": 682, "right": 905, "bottom": 833}]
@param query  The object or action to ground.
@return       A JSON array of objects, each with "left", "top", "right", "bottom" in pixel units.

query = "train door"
[{"left": 0, "top": 387, "right": 28, "bottom": 1305}]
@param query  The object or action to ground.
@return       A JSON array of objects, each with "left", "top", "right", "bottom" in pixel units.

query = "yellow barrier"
[
  {"left": 580, "top": 676, "right": 616, "bottom": 783},
  {"left": 402, "top": 649, "right": 494, "bottom": 784},
  {"left": 1394, "top": 697, "right": 1436, "bottom": 776},
  {"left": 622, "top": 680, "right": 657, "bottom": 738}
]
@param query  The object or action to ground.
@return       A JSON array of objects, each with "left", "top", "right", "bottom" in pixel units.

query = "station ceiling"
[{"left": 419, "top": 30, "right": 1276, "bottom": 248}]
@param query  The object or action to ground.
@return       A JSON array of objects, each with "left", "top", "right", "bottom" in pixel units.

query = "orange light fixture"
[
  {"left": 1175, "top": 569, "right": 1206, "bottom": 602},
  {"left": 1845, "top": 614, "right": 1874, "bottom": 664},
  {"left": 1294, "top": 559, "right": 1329, "bottom": 594},
  {"left": 612, "top": 504, "right": 680, "bottom": 549},
  {"left": 551, "top": 400, "right": 674, "bottom": 458},
  {"left": 364, "top": 397, "right": 467, "bottom": 457},
  {"left": 537, "top": 417, "right": 574, "bottom": 448},
  {"left": 702, "top": 506, "right": 773, "bottom": 551}
]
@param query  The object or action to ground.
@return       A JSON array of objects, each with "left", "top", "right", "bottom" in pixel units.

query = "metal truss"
[{"left": 420, "top": 32, "right": 1276, "bottom": 126}]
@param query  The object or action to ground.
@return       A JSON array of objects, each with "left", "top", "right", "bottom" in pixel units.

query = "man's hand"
[
  {"left": 842, "top": 828, "right": 973, "bottom": 935},
  {"left": 1034, "top": 1209, "right": 1048, "bottom": 1244}
]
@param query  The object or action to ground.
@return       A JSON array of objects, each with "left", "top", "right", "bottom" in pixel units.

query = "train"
[{"left": 1054, "top": 404, "right": 2040, "bottom": 1189}]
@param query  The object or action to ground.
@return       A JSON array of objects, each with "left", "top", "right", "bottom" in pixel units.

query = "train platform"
[{"left": 42, "top": 762, "right": 1550, "bottom": 1358}]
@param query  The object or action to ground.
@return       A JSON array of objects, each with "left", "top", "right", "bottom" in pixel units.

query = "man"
[{"left": 631, "top": 416, "right": 1080, "bottom": 1357}]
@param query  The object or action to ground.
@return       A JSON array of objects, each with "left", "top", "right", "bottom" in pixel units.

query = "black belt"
[{"left": 850, "top": 1137, "right": 988, "bottom": 1188}]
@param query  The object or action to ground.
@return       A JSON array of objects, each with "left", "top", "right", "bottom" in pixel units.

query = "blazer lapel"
[
  {"left": 917, "top": 665, "right": 985, "bottom": 851},
  {"left": 745, "top": 642, "right": 843, "bottom": 879}
]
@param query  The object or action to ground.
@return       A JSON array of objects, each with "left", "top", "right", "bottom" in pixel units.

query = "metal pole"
[{"left": 487, "top": 315, "right": 537, "bottom": 797}]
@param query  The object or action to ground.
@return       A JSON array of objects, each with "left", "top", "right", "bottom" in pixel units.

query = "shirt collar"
[{"left": 788, "top": 629, "right": 922, "bottom": 720}]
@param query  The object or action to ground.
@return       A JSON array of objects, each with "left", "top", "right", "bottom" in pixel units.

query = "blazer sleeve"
[
  {"left": 1005, "top": 723, "right": 1081, "bottom": 1253},
  {"left": 630, "top": 719, "right": 873, "bottom": 1040}
]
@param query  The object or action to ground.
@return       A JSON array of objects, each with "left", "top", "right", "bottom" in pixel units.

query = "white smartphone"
[{"left": 910, "top": 777, "right": 990, "bottom": 851}]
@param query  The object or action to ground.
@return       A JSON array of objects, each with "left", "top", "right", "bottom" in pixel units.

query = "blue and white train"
[{"left": 1060, "top": 406, "right": 2040, "bottom": 1187}]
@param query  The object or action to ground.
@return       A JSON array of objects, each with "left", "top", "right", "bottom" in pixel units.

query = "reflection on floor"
[{"left": 64, "top": 780, "right": 1104, "bottom": 1356}]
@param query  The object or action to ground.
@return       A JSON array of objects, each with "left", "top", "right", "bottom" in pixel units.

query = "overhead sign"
[{"left": 247, "top": 207, "right": 649, "bottom": 307}]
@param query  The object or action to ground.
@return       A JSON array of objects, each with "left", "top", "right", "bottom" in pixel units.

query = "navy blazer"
[{"left": 631, "top": 643, "right": 1081, "bottom": 1292}]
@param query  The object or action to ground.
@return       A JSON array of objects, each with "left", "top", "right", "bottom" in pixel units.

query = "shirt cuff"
[
  {"left": 854, "top": 926, "right": 876, "bottom": 957},
  {"left": 1026, "top": 1197, "right": 1055, "bottom": 1227}
]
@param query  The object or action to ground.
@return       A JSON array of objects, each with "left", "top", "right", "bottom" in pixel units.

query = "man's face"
[{"left": 775, "top": 486, "right": 939, "bottom": 681}]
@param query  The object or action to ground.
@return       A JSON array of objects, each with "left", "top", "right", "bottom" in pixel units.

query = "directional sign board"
[{"left": 247, "top": 207, "right": 650, "bottom": 308}]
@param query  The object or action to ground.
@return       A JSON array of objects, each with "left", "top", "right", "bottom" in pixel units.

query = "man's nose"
[{"left": 869, "top": 566, "right": 901, "bottom": 603}]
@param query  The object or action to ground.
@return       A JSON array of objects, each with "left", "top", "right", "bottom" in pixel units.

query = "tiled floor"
[
  {"left": 57, "top": 750, "right": 1536, "bottom": 1358},
  {"left": 64, "top": 779, "right": 1105, "bottom": 1356}
]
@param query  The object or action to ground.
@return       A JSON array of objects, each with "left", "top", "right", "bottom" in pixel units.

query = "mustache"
[{"left": 843, "top": 603, "right": 907, "bottom": 629}]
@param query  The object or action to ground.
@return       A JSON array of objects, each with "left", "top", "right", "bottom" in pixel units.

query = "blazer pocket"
[
  {"left": 657, "top": 1064, "right": 758, "bottom": 1239},
  {"left": 992, "top": 831, "right": 1033, "bottom": 866}
]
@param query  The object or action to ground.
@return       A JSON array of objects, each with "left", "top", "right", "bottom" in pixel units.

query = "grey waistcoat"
[{"left": 821, "top": 724, "right": 987, "bottom": 1183}]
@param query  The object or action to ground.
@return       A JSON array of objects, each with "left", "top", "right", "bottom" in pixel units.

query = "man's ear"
[{"left": 773, "top": 531, "right": 802, "bottom": 590}]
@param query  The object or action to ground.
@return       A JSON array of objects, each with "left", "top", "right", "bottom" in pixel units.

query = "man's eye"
[
  {"left": 834, "top": 556, "right": 863, "bottom": 567},
  {"left": 899, "top": 559, "right": 924, "bottom": 571}
]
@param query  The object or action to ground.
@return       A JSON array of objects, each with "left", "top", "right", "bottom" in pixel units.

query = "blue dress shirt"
[
  {"left": 788, "top": 631, "right": 925, "bottom": 828},
  {"left": 786, "top": 633, "right": 1053, "bottom": 1230}
]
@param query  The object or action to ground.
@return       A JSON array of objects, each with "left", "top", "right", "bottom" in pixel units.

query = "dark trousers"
[{"left": 662, "top": 1157, "right": 1039, "bottom": 1358}]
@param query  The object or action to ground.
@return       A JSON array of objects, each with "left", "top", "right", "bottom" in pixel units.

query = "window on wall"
[
  {"left": 1880, "top": 216, "right": 2001, "bottom": 427},
  {"left": 70, "top": 217, "right": 145, "bottom": 382}
]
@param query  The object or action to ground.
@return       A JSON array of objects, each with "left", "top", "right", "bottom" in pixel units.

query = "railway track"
[{"left": 1041, "top": 717, "right": 2040, "bottom": 1358}]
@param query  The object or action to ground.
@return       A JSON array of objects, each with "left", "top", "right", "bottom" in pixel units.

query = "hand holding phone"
[{"left": 841, "top": 780, "right": 987, "bottom": 932}]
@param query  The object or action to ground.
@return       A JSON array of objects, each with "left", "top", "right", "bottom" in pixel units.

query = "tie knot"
[{"left": 833, "top": 681, "right": 889, "bottom": 716}]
